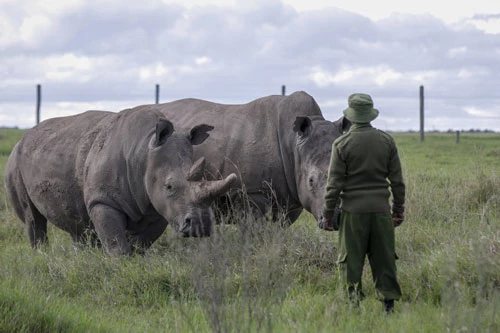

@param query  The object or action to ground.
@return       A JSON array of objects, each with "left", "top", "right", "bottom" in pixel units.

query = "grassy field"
[{"left": 1, "top": 129, "right": 500, "bottom": 332}]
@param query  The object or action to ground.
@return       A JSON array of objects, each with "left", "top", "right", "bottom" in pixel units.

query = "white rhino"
[
  {"left": 4, "top": 109, "right": 237, "bottom": 255},
  {"left": 121, "top": 91, "right": 351, "bottom": 225}
]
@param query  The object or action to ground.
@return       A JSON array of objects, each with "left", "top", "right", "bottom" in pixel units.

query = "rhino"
[
  {"left": 4, "top": 109, "right": 237, "bottom": 255},
  {"left": 121, "top": 91, "right": 351, "bottom": 225}
]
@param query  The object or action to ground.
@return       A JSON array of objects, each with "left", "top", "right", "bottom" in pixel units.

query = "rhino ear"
[
  {"left": 293, "top": 116, "right": 313, "bottom": 138},
  {"left": 155, "top": 118, "right": 174, "bottom": 147},
  {"left": 332, "top": 116, "right": 352, "bottom": 134},
  {"left": 341, "top": 116, "right": 352, "bottom": 133},
  {"left": 190, "top": 124, "right": 214, "bottom": 146}
]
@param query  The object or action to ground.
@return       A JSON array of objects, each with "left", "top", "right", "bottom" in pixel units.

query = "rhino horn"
[
  {"left": 195, "top": 173, "right": 238, "bottom": 203},
  {"left": 187, "top": 157, "right": 206, "bottom": 181}
]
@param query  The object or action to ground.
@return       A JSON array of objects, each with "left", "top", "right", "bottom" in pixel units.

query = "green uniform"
[{"left": 322, "top": 123, "right": 405, "bottom": 301}]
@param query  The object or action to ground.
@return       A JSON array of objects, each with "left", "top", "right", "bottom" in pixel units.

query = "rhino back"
[
  {"left": 151, "top": 97, "right": 286, "bottom": 192},
  {"left": 5, "top": 111, "right": 113, "bottom": 227},
  {"left": 133, "top": 92, "right": 322, "bottom": 210}
]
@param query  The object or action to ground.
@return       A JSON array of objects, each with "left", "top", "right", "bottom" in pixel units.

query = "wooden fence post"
[
  {"left": 419, "top": 85, "right": 424, "bottom": 142},
  {"left": 456, "top": 131, "right": 460, "bottom": 144},
  {"left": 155, "top": 84, "right": 160, "bottom": 104},
  {"left": 36, "top": 84, "right": 41, "bottom": 125}
]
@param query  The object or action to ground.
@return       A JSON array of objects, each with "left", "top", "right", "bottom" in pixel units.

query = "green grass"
[
  {"left": 0, "top": 128, "right": 24, "bottom": 156},
  {"left": 1, "top": 129, "right": 500, "bottom": 332}
]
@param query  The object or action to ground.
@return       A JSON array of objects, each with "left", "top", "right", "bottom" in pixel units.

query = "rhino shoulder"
[
  {"left": 279, "top": 91, "right": 322, "bottom": 118},
  {"left": 288, "top": 90, "right": 314, "bottom": 100}
]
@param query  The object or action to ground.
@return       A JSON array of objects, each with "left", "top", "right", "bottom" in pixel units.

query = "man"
[{"left": 321, "top": 93, "right": 405, "bottom": 313}]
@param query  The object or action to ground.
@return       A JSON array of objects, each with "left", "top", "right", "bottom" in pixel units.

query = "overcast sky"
[{"left": 1, "top": 0, "right": 500, "bottom": 131}]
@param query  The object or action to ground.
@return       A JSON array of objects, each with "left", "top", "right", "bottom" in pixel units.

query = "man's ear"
[
  {"left": 190, "top": 124, "right": 214, "bottom": 145},
  {"left": 155, "top": 118, "right": 174, "bottom": 146},
  {"left": 293, "top": 116, "right": 312, "bottom": 138}
]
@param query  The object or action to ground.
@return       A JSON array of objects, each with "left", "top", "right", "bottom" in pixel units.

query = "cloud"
[
  {"left": 44, "top": 53, "right": 92, "bottom": 82},
  {"left": 1, "top": 0, "right": 500, "bottom": 131},
  {"left": 465, "top": 106, "right": 500, "bottom": 118},
  {"left": 468, "top": 14, "right": 500, "bottom": 34},
  {"left": 20, "top": 15, "right": 46, "bottom": 44},
  {"left": 308, "top": 65, "right": 403, "bottom": 87},
  {"left": 447, "top": 46, "right": 468, "bottom": 58}
]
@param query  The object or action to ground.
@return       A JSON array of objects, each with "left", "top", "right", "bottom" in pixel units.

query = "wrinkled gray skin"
[
  {"left": 123, "top": 91, "right": 351, "bottom": 225},
  {"left": 4, "top": 109, "right": 237, "bottom": 255}
]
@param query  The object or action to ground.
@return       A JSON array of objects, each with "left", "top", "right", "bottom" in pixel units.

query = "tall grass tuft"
[{"left": 1, "top": 130, "right": 500, "bottom": 332}]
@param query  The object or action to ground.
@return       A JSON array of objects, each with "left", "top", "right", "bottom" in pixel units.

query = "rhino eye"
[
  {"left": 309, "top": 177, "right": 314, "bottom": 185},
  {"left": 164, "top": 182, "right": 175, "bottom": 194}
]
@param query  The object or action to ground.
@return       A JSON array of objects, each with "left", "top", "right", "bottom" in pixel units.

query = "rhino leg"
[
  {"left": 6, "top": 182, "right": 48, "bottom": 247},
  {"left": 71, "top": 226, "right": 101, "bottom": 247},
  {"left": 90, "top": 204, "right": 131, "bottom": 256},
  {"left": 26, "top": 203, "right": 48, "bottom": 248},
  {"left": 283, "top": 207, "right": 303, "bottom": 226},
  {"left": 244, "top": 192, "right": 303, "bottom": 226},
  {"left": 127, "top": 217, "right": 168, "bottom": 253}
]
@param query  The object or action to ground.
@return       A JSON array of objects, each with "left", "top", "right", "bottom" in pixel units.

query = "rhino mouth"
[{"left": 180, "top": 214, "right": 212, "bottom": 238}]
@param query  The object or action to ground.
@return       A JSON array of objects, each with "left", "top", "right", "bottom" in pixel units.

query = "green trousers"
[{"left": 337, "top": 211, "right": 402, "bottom": 301}]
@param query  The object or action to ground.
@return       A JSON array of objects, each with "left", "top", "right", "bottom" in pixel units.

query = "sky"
[{"left": 1, "top": 0, "right": 500, "bottom": 131}]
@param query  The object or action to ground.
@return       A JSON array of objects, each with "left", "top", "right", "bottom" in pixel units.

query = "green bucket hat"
[{"left": 343, "top": 93, "right": 379, "bottom": 123}]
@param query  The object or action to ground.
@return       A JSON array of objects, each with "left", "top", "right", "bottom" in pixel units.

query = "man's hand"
[
  {"left": 392, "top": 212, "right": 404, "bottom": 227},
  {"left": 319, "top": 216, "right": 335, "bottom": 231}
]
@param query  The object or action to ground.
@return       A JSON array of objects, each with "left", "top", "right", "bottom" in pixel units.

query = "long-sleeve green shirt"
[{"left": 322, "top": 123, "right": 405, "bottom": 218}]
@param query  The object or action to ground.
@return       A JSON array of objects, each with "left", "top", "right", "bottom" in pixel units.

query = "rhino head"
[
  {"left": 145, "top": 119, "right": 237, "bottom": 237},
  {"left": 293, "top": 115, "right": 351, "bottom": 222}
]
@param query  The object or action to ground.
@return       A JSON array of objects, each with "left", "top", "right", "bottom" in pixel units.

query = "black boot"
[{"left": 384, "top": 300, "right": 394, "bottom": 313}]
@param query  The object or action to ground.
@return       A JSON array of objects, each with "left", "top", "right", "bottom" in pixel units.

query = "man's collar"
[{"left": 350, "top": 122, "right": 373, "bottom": 130}]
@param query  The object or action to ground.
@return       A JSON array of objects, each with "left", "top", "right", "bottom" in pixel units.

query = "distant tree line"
[
  {"left": 0, "top": 126, "right": 498, "bottom": 133},
  {"left": 403, "top": 129, "right": 497, "bottom": 134},
  {"left": 448, "top": 129, "right": 497, "bottom": 133}
]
